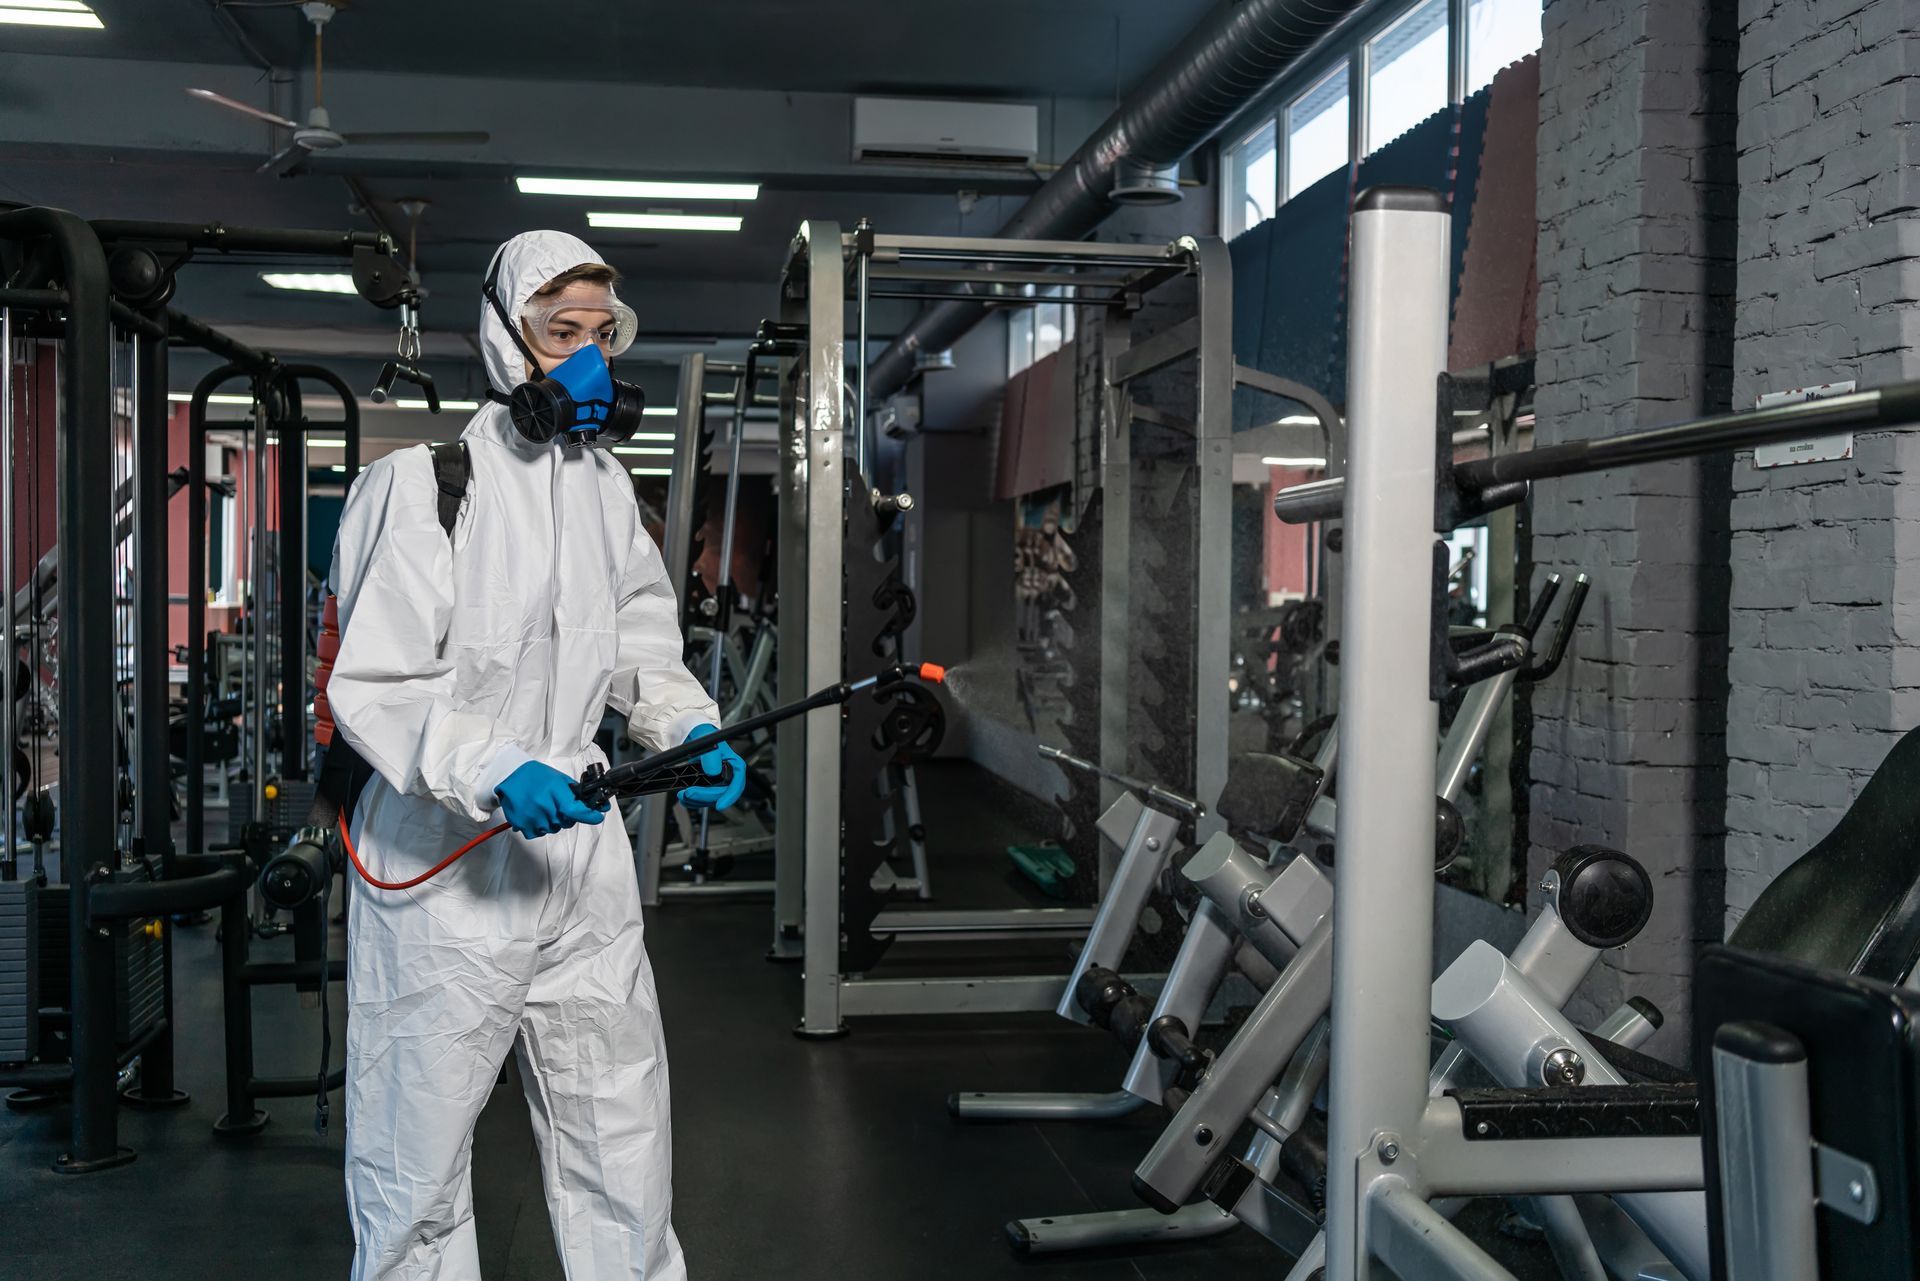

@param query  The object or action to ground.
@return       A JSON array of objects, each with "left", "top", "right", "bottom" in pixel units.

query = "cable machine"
[{"left": 0, "top": 211, "right": 411, "bottom": 1170}]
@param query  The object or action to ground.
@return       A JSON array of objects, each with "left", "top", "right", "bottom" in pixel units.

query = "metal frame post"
[
  {"left": 1322, "top": 187, "right": 1451, "bottom": 1278},
  {"left": 770, "top": 292, "right": 808, "bottom": 957},
  {"left": 796, "top": 221, "right": 847, "bottom": 1038},
  {"left": 1711, "top": 1025, "right": 1819, "bottom": 1281},
  {"left": 1192, "top": 239, "right": 1234, "bottom": 837},
  {"left": 854, "top": 218, "right": 871, "bottom": 481},
  {"left": 247, "top": 392, "right": 269, "bottom": 826},
  {"left": 126, "top": 327, "right": 187, "bottom": 1107},
  {"left": 275, "top": 385, "right": 307, "bottom": 779},
  {"left": 639, "top": 353, "right": 708, "bottom": 905},
  {"left": 690, "top": 362, "right": 754, "bottom": 876},
  {"left": 1447, "top": 0, "right": 1469, "bottom": 105},
  {"left": 1, "top": 305, "right": 13, "bottom": 879},
  {"left": 1098, "top": 309, "right": 1133, "bottom": 816},
  {"left": 1, "top": 210, "right": 127, "bottom": 1172}
]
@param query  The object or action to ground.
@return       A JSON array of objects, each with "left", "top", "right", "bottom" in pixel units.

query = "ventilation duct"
[
  {"left": 1111, "top": 159, "right": 1183, "bottom": 206},
  {"left": 867, "top": 0, "right": 1379, "bottom": 400}
]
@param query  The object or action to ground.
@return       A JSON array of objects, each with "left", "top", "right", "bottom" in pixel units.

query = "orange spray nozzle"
[{"left": 918, "top": 662, "right": 947, "bottom": 684}]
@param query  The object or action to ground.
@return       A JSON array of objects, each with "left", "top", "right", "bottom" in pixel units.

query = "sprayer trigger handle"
[{"left": 573, "top": 763, "right": 607, "bottom": 805}]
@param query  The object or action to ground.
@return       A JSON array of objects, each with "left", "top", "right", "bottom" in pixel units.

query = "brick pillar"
[
  {"left": 1725, "top": 0, "right": 1920, "bottom": 929},
  {"left": 1531, "top": 0, "right": 1737, "bottom": 1058}
]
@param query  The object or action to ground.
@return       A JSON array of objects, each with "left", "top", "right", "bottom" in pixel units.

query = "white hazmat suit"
[{"left": 327, "top": 231, "right": 715, "bottom": 1281}]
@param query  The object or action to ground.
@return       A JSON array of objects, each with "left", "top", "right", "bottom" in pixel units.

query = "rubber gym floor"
[{"left": 0, "top": 761, "right": 1553, "bottom": 1280}]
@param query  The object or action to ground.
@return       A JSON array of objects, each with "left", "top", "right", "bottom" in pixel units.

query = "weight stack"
[
  {"left": 228, "top": 776, "right": 321, "bottom": 847},
  {"left": 0, "top": 880, "right": 39, "bottom": 1062},
  {"left": 113, "top": 902, "right": 165, "bottom": 1046},
  {"left": 32, "top": 862, "right": 166, "bottom": 1052}
]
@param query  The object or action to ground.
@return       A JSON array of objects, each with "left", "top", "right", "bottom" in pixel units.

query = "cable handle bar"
[{"left": 574, "top": 661, "right": 947, "bottom": 807}]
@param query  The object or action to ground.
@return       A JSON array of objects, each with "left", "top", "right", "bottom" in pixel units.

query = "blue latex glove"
[
  {"left": 678, "top": 724, "right": 746, "bottom": 811},
  {"left": 495, "top": 761, "right": 608, "bottom": 838}
]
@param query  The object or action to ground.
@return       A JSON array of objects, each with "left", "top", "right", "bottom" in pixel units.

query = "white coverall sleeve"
[
  {"left": 607, "top": 516, "right": 720, "bottom": 752},
  {"left": 326, "top": 453, "right": 531, "bottom": 821}
]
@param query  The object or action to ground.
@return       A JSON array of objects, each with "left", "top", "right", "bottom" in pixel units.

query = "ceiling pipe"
[{"left": 866, "top": 0, "right": 1381, "bottom": 401}]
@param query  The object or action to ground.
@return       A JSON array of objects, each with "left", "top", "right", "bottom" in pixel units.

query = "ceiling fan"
[{"left": 187, "top": 1, "right": 490, "bottom": 178}]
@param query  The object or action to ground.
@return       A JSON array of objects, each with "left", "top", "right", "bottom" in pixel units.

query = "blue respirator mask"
[{"left": 483, "top": 261, "right": 647, "bottom": 448}]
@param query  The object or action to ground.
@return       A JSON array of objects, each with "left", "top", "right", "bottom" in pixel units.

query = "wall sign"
[{"left": 1753, "top": 381, "right": 1856, "bottom": 468}]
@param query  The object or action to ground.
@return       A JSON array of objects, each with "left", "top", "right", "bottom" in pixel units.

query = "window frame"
[
  {"left": 1282, "top": 63, "right": 1353, "bottom": 205},
  {"left": 1221, "top": 118, "right": 1280, "bottom": 242},
  {"left": 1360, "top": 0, "right": 1451, "bottom": 157},
  {"left": 1209, "top": 0, "right": 1540, "bottom": 226}
]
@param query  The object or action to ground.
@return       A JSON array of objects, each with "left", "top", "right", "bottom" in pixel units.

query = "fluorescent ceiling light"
[
  {"left": 1277, "top": 415, "right": 1320, "bottom": 426},
  {"left": 614, "top": 446, "right": 673, "bottom": 456},
  {"left": 641, "top": 407, "right": 675, "bottom": 417},
  {"left": 1261, "top": 456, "right": 1327, "bottom": 468},
  {"left": 167, "top": 392, "right": 255, "bottom": 405},
  {"left": 630, "top": 431, "right": 674, "bottom": 440},
  {"left": 329, "top": 464, "right": 346, "bottom": 473},
  {"left": 305, "top": 437, "right": 345, "bottom": 449},
  {"left": 0, "top": 2, "right": 103, "bottom": 28},
  {"left": 629, "top": 467, "right": 672, "bottom": 476},
  {"left": 260, "top": 272, "right": 357, "bottom": 294},
  {"left": 588, "top": 211, "right": 742, "bottom": 233},
  {"left": 518, "top": 176, "right": 758, "bottom": 202},
  {"left": 394, "top": 399, "right": 480, "bottom": 411}
]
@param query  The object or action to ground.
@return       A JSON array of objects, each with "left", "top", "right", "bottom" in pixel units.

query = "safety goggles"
[{"left": 518, "top": 292, "right": 639, "bottom": 359}]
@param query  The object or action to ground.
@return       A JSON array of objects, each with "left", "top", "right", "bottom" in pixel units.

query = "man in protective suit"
[{"left": 326, "top": 230, "right": 742, "bottom": 1280}]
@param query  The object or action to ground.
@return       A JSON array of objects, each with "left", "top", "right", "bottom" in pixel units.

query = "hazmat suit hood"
[{"left": 472, "top": 229, "right": 623, "bottom": 451}]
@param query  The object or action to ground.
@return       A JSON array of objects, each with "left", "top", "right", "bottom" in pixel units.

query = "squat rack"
[{"left": 779, "top": 220, "right": 1340, "bottom": 1035}]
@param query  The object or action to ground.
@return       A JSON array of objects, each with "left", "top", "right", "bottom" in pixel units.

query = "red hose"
[{"left": 340, "top": 811, "right": 512, "bottom": 891}]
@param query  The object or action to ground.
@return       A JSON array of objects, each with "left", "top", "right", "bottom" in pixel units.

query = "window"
[
  {"left": 1224, "top": 120, "right": 1278, "bottom": 239},
  {"left": 1034, "top": 299, "right": 1067, "bottom": 364},
  {"left": 1466, "top": 0, "right": 1541, "bottom": 93},
  {"left": 1364, "top": 0, "right": 1448, "bottom": 154},
  {"left": 1006, "top": 287, "right": 1077, "bottom": 377},
  {"left": 1007, "top": 307, "right": 1034, "bottom": 378},
  {"left": 1285, "top": 67, "right": 1351, "bottom": 200}
]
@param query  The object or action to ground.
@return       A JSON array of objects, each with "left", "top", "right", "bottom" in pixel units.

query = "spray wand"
[{"left": 341, "top": 662, "right": 947, "bottom": 890}]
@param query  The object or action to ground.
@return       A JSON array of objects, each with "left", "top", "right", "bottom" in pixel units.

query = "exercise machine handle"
[
  {"left": 1519, "top": 573, "right": 1563, "bottom": 640},
  {"left": 1520, "top": 573, "right": 1590, "bottom": 684},
  {"left": 369, "top": 359, "right": 440, "bottom": 412}
]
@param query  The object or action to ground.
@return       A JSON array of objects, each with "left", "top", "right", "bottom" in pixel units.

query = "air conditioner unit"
[{"left": 853, "top": 98, "right": 1038, "bottom": 170}]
